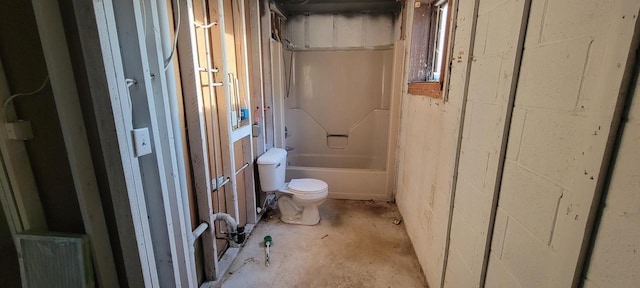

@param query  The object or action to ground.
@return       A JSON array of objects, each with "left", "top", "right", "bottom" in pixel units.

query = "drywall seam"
[
  {"left": 479, "top": 0, "right": 533, "bottom": 286},
  {"left": 440, "top": 0, "right": 480, "bottom": 286}
]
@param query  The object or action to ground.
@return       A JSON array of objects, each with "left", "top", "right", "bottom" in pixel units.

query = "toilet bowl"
[
  {"left": 276, "top": 178, "right": 328, "bottom": 225},
  {"left": 257, "top": 148, "right": 328, "bottom": 225}
]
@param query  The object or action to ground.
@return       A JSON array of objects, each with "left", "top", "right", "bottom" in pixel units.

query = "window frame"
[{"left": 407, "top": 0, "right": 454, "bottom": 99}]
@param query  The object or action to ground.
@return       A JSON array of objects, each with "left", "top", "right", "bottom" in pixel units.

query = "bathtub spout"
[{"left": 285, "top": 146, "right": 295, "bottom": 152}]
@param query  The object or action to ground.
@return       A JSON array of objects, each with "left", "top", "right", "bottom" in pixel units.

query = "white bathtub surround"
[
  {"left": 286, "top": 166, "right": 387, "bottom": 200},
  {"left": 276, "top": 41, "right": 405, "bottom": 201}
]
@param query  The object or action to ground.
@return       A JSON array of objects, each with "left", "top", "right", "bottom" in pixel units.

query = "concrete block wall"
[
  {"left": 396, "top": 0, "right": 640, "bottom": 287},
  {"left": 484, "top": 1, "right": 639, "bottom": 287},
  {"left": 582, "top": 59, "right": 640, "bottom": 287},
  {"left": 395, "top": 92, "right": 458, "bottom": 287},
  {"left": 444, "top": 0, "right": 527, "bottom": 285},
  {"left": 395, "top": 0, "right": 474, "bottom": 286}
]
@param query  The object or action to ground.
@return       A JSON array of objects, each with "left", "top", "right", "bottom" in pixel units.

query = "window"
[{"left": 408, "top": 0, "right": 451, "bottom": 98}]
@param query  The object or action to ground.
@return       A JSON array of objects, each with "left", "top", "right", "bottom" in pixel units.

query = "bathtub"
[
  {"left": 285, "top": 154, "right": 392, "bottom": 200},
  {"left": 275, "top": 43, "right": 405, "bottom": 201}
]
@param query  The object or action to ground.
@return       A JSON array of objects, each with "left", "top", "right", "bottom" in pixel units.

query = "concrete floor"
[{"left": 216, "top": 199, "right": 427, "bottom": 288}]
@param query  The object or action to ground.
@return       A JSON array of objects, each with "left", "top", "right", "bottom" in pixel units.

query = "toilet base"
[{"left": 277, "top": 195, "right": 322, "bottom": 225}]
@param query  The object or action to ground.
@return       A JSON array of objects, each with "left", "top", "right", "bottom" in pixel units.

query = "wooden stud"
[
  {"left": 72, "top": 0, "right": 161, "bottom": 286},
  {"left": 260, "top": 0, "right": 275, "bottom": 150},
  {"left": 407, "top": 81, "right": 443, "bottom": 98},
  {"left": 30, "top": 0, "right": 119, "bottom": 286},
  {"left": 177, "top": 0, "right": 220, "bottom": 280},
  {"left": 0, "top": 58, "right": 47, "bottom": 234}
]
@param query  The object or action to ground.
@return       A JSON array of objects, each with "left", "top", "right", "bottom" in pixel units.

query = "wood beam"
[{"left": 30, "top": 0, "right": 119, "bottom": 285}]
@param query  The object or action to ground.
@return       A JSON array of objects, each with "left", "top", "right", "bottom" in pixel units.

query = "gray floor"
[{"left": 217, "top": 199, "right": 427, "bottom": 288}]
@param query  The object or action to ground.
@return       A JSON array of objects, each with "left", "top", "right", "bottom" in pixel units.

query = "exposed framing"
[
  {"left": 72, "top": 0, "right": 159, "bottom": 285},
  {"left": 157, "top": 0, "right": 200, "bottom": 286},
  {"left": 204, "top": 0, "right": 233, "bottom": 257},
  {"left": 270, "top": 38, "right": 286, "bottom": 148},
  {"left": 260, "top": 0, "right": 276, "bottom": 150},
  {"left": 215, "top": 0, "right": 241, "bottom": 228},
  {"left": 178, "top": 0, "right": 258, "bottom": 281},
  {"left": 30, "top": 0, "right": 119, "bottom": 285},
  {"left": 231, "top": 0, "right": 258, "bottom": 225},
  {"left": 139, "top": 0, "right": 197, "bottom": 285},
  {"left": 72, "top": 0, "right": 206, "bottom": 285},
  {"left": 177, "top": 0, "right": 222, "bottom": 280},
  {"left": 108, "top": 0, "right": 187, "bottom": 285},
  {"left": 246, "top": 0, "right": 267, "bottom": 156},
  {"left": 0, "top": 59, "right": 47, "bottom": 234},
  {"left": 0, "top": 153, "right": 21, "bottom": 242}
]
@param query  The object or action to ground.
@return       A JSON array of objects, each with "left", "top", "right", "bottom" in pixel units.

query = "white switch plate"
[{"left": 132, "top": 128, "right": 152, "bottom": 157}]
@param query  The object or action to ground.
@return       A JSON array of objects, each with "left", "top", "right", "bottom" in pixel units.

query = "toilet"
[{"left": 257, "top": 148, "right": 328, "bottom": 225}]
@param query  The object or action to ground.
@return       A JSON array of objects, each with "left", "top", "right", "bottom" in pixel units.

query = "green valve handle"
[{"left": 264, "top": 235, "right": 272, "bottom": 267}]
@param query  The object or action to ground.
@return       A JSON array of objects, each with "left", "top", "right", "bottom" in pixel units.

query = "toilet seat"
[{"left": 280, "top": 178, "right": 328, "bottom": 200}]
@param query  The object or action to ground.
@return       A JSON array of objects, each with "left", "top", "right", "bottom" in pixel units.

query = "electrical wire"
[
  {"left": 3, "top": 76, "right": 50, "bottom": 122},
  {"left": 124, "top": 78, "right": 137, "bottom": 127},
  {"left": 164, "top": 0, "right": 181, "bottom": 71}
]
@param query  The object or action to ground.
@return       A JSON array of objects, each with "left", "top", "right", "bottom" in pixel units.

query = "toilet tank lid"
[{"left": 257, "top": 148, "right": 287, "bottom": 165}]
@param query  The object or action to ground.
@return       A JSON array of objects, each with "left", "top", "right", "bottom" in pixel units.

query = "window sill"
[{"left": 408, "top": 82, "right": 443, "bottom": 99}]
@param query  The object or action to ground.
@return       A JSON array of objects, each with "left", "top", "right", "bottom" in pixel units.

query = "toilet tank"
[{"left": 257, "top": 148, "right": 287, "bottom": 191}]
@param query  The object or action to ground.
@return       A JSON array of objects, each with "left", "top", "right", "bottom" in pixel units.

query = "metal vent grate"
[{"left": 16, "top": 233, "right": 94, "bottom": 288}]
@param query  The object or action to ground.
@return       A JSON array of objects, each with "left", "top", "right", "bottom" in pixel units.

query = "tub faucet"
[{"left": 285, "top": 146, "right": 295, "bottom": 152}]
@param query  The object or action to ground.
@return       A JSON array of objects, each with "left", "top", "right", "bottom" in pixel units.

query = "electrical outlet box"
[
  {"left": 5, "top": 121, "right": 33, "bottom": 140},
  {"left": 132, "top": 128, "right": 152, "bottom": 157},
  {"left": 252, "top": 124, "right": 261, "bottom": 137}
]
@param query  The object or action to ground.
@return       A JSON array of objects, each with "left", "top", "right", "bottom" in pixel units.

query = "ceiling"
[{"left": 273, "top": 0, "right": 403, "bottom": 15}]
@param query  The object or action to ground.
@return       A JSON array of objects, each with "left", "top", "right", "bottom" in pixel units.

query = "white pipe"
[
  {"left": 213, "top": 212, "right": 238, "bottom": 234},
  {"left": 156, "top": 0, "right": 197, "bottom": 287},
  {"left": 189, "top": 212, "right": 238, "bottom": 246},
  {"left": 200, "top": 0, "right": 222, "bottom": 192},
  {"left": 156, "top": 0, "right": 192, "bottom": 256},
  {"left": 191, "top": 222, "right": 208, "bottom": 242}
]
